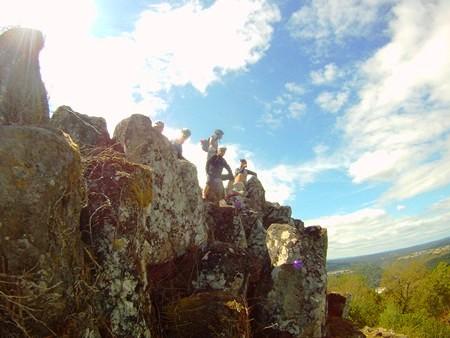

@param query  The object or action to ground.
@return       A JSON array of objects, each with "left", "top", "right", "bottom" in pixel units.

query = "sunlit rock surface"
[
  {"left": 0, "top": 28, "right": 49, "bottom": 125},
  {"left": 114, "top": 114, "right": 208, "bottom": 265}
]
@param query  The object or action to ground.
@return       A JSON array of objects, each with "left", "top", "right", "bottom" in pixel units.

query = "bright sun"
[{"left": 0, "top": 0, "right": 97, "bottom": 37}]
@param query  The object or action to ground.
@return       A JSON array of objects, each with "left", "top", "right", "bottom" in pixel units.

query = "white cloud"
[
  {"left": 396, "top": 205, "right": 405, "bottom": 211},
  {"left": 315, "top": 90, "right": 349, "bottom": 113},
  {"left": 284, "top": 82, "right": 305, "bottom": 95},
  {"left": 1, "top": 0, "right": 280, "bottom": 133},
  {"left": 310, "top": 63, "right": 340, "bottom": 85},
  {"left": 259, "top": 81, "right": 307, "bottom": 128},
  {"left": 340, "top": 0, "right": 450, "bottom": 202},
  {"left": 288, "top": 101, "right": 306, "bottom": 119},
  {"left": 288, "top": 0, "right": 393, "bottom": 47},
  {"left": 306, "top": 199, "right": 450, "bottom": 258}
]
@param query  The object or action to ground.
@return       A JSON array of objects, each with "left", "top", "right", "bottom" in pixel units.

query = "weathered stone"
[
  {"left": 245, "top": 176, "right": 266, "bottom": 213},
  {"left": 114, "top": 114, "right": 207, "bottom": 264},
  {"left": 0, "top": 28, "right": 49, "bottom": 125},
  {"left": 193, "top": 241, "right": 249, "bottom": 296},
  {"left": 206, "top": 204, "right": 247, "bottom": 248},
  {"left": 263, "top": 202, "right": 293, "bottom": 228},
  {"left": 50, "top": 105, "right": 110, "bottom": 150},
  {"left": 267, "top": 223, "right": 302, "bottom": 267},
  {"left": 163, "top": 291, "right": 250, "bottom": 338},
  {"left": 80, "top": 152, "right": 153, "bottom": 337},
  {"left": 0, "top": 125, "right": 84, "bottom": 336},
  {"left": 260, "top": 224, "right": 328, "bottom": 338}
]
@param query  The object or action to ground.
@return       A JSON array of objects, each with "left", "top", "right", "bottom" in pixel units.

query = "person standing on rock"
[
  {"left": 153, "top": 120, "right": 164, "bottom": 133},
  {"left": 171, "top": 128, "right": 191, "bottom": 160},
  {"left": 203, "top": 129, "right": 224, "bottom": 161},
  {"left": 204, "top": 147, "right": 234, "bottom": 204}
]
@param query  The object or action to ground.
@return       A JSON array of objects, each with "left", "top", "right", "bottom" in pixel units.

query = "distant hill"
[{"left": 327, "top": 236, "right": 450, "bottom": 273}]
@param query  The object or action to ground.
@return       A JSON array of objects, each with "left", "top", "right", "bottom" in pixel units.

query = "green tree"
[
  {"left": 380, "top": 260, "right": 428, "bottom": 314},
  {"left": 417, "top": 262, "right": 450, "bottom": 318}
]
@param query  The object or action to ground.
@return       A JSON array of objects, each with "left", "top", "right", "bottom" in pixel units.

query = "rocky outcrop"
[
  {"left": 50, "top": 105, "right": 111, "bottom": 150},
  {"left": 257, "top": 223, "right": 328, "bottom": 338},
  {"left": 113, "top": 114, "right": 208, "bottom": 265},
  {"left": 0, "top": 28, "right": 49, "bottom": 125},
  {"left": 0, "top": 27, "right": 329, "bottom": 338},
  {"left": 0, "top": 126, "right": 86, "bottom": 337}
]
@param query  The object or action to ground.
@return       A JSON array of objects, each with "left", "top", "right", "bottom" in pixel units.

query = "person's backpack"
[{"left": 200, "top": 139, "right": 209, "bottom": 152}]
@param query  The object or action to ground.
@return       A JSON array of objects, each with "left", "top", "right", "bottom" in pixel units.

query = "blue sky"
[{"left": 2, "top": 0, "right": 450, "bottom": 258}]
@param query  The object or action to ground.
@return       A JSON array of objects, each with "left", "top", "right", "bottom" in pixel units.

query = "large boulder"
[
  {"left": 80, "top": 152, "right": 153, "bottom": 337},
  {"left": 0, "top": 126, "right": 85, "bottom": 336},
  {"left": 256, "top": 223, "right": 328, "bottom": 338},
  {"left": 50, "top": 105, "right": 110, "bottom": 150},
  {"left": 113, "top": 114, "right": 207, "bottom": 264},
  {"left": 0, "top": 28, "right": 49, "bottom": 125}
]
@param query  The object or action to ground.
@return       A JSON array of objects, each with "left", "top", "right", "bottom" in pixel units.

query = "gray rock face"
[
  {"left": 260, "top": 223, "right": 328, "bottom": 338},
  {"left": 0, "top": 125, "right": 84, "bottom": 336},
  {"left": 0, "top": 28, "right": 49, "bottom": 125},
  {"left": 114, "top": 114, "right": 207, "bottom": 264},
  {"left": 50, "top": 105, "right": 110, "bottom": 150},
  {"left": 81, "top": 153, "right": 153, "bottom": 337}
]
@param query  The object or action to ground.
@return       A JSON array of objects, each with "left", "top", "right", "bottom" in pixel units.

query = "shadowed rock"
[
  {"left": 0, "top": 126, "right": 84, "bottom": 336},
  {"left": 50, "top": 105, "right": 110, "bottom": 150},
  {"left": 163, "top": 291, "right": 250, "bottom": 338},
  {"left": 0, "top": 28, "right": 49, "bottom": 125}
]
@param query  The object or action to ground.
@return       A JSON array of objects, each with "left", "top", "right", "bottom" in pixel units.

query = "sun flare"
[{"left": 0, "top": 0, "right": 96, "bottom": 36}]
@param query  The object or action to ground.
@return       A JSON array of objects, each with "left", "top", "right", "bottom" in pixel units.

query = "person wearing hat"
[
  {"left": 204, "top": 146, "right": 233, "bottom": 204},
  {"left": 207, "top": 129, "right": 224, "bottom": 160},
  {"left": 153, "top": 120, "right": 164, "bottom": 133},
  {"left": 171, "top": 128, "right": 191, "bottom": 160}
]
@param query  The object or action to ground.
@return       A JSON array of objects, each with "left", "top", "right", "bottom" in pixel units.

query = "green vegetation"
[{"left": 328, "top": 260, "right": 450, "bottom": 338}]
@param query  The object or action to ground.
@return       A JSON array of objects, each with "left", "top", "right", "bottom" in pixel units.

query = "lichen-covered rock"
[
  {"left": 80, "top": 152, "right": 153, "bottom": 337},
  {"left": 256, "top": 223, "right": 328, "bottom": 338},
  {"left": 114, "top": 114, "right": 207, "bottom": 264},
  {"left": 266, "top": 223, "right": 302, "bottom": 267},
  {"left": 193, "top": 241, "right": 249, "bottom": 296},
  {"left": 0, "top": 125, "right": 84, "bottom": 336},
  {"left": 206, "top": 204, "right": 247, "bottom": 249},
  {"left": 0, "top": 28, "right": 49, "bottom": 125},
  {"left": 163, "top": 291, "right": 250, "bottom": 338},
  {"left": 50, "top": 105, "right": 110, "bottom": 150}
]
